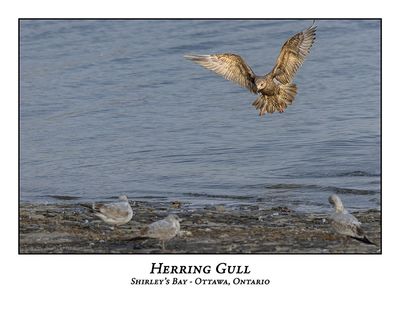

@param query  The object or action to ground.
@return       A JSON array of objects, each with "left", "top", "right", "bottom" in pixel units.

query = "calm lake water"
[{"left": 20, "top": 20, "right": 381, "bottom": 212}]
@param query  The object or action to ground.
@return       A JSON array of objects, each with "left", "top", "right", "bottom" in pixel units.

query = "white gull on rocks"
[
  {"left": 138, "top": 214, "right": 181, "bottom": 250},
  {"left": 328, "top": 194, "right": 375, "bottom": 245},
  {"left": 92, "top": 195, "right": 133, "bottom": 226}
]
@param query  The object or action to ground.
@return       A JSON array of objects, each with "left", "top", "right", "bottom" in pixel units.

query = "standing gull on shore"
[
  {"left": 92, "top": 195, "right": 133, "bottom": 226},
  {"left": 136, "top": 214, "right": 181, "bottom": 250},
  {"left": 328, "top": 194, "right": 375, "bottom": 245},
  {"left": 184, "top": 22, "right": 316, "bottom": 116}
]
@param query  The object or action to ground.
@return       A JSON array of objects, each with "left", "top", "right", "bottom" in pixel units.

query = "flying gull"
[
  {"left": 184, "top": 22, "right": 316, "bottom": 116},
  {"left": 328, "top": 194, "right": 375, "bottom": 245},
  {"left": 92, "top": 195, "right": 133, "bottom": 226},
  {"left": 136, "top": 214, "right": 181, "bottom": 250}
]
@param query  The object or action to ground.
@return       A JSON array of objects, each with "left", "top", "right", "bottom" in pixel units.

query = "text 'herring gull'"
[
  {"left": 92, "top": 195, "right": 133, "bottom": 226},
  {"left": 184, "top": 21, "right": 316, "bottom": 116},
  {"left": 328, "top": 194, "right": 375, "bottom": 245}
]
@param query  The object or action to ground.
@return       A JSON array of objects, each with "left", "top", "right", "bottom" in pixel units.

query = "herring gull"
[
  {"left": 137, "top": 214, "right": 181, "bottom": 250},
  {"left": 92, "top": 195, "right": 133, "bottom": 226},
  {"left": 328, "top": 194, "right": 375, "bottom": 245},
  {"left": 184, "top": 22, "right": 316, "bottom": 116}
]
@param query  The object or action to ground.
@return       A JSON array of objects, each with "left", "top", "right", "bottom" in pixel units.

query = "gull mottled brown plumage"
[
  {"left": 184, "top": 22, "right": 317, "bottom": 116},
  {"left": 131, "top": 214, "right": 181, "bottom": 250}
]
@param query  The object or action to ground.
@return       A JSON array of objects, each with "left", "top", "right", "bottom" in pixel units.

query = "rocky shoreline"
[{"left": 19, "top": 201, "right": 381, "bottom": 254}]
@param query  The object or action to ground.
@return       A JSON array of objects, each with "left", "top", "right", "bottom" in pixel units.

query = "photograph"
[{"left": 19, "top": 19, "right": 381, "bottom": 254}]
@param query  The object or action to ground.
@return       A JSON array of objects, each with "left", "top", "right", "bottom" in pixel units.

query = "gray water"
[{"left": 20, "top": 20, "right": 380, "bottom": 213}]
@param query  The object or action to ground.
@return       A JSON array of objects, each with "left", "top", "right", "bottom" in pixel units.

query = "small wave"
[
  {"left": 277, "top": 170, "right": 380, "bottom": 179},
  {"left": 335, "top": 170, "right": 380, "bottom": 177},
  {"left": 47, "top": 195, "right": 81, "bottom": 200},
  {"left": 132, "top": 195, "right": 169, "bottom": 200},
  {"left": 264, "top": 183, "right": 378, "bottom": 196},
  {"left": 184, "top": 192, "right": 252, "bottom": 201},
  {"left": 109, "top": 57, "right": 132, "bottom": 64},
  {"left": 332, "top": 187, "right": 378, "bottom": 195},
  {"left": 266, "top": 184, "right": 306, "bottom": 190}
]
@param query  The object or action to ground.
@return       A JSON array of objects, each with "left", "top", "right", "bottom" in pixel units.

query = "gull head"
[
  {"left": 166, "top": 214, "right": 181, "bottom": 222},
  {"left": 119, "top": 195, "right": 129, "bottom": 201},
  {"left": 328, "top": 194, "right": 345, "bottom": 212},
  {"left": 255, "top": 78, "right": 266, "bottom": 91}
]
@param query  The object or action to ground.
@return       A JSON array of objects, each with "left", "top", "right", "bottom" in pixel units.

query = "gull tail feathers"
[
  {"left": 126, "top": 227, "right": 149, "bottom": 241},
  {"left": 252, "top": 96, "right": 275, "bottom": 116},
  {"left": 252, "top": 83, "right": 297, "bottom": 116},
  {"left": 351, "top": 236, "right": 376, "bottom": 246}
]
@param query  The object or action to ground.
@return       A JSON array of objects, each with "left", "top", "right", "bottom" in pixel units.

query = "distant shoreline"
[{"left": 19, "top": 201, "right": 381, "bottom": 254}]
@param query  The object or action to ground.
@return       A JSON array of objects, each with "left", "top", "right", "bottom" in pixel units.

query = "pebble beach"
[{"left": 19, "top": 201, "right": 381, "bottom": 254}]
